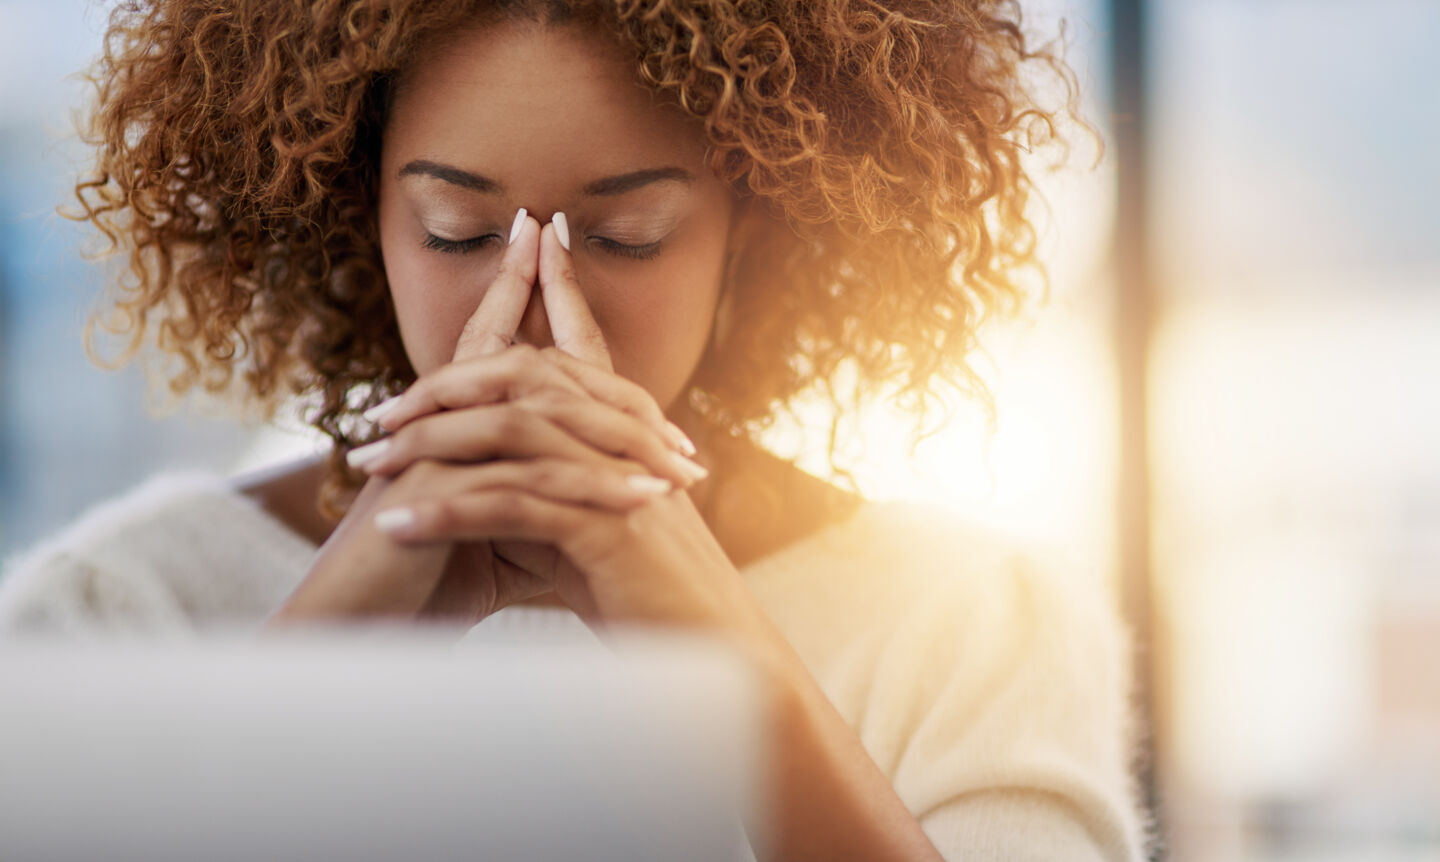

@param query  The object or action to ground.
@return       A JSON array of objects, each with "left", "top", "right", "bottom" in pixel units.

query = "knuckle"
[
  {"left": 457, "top": 316, "right": 487, "bottom": 343},
  {"left": 459, "top": 378, "right": 490, "bottom": 406},
  {"left": 557, "top": 264, "right": 580, "bottom": 287},
  {"left": 397, "top": 377, "right": 427, "bottom": 406},
  {"left": 638, "top": 433, "right": 670, "bottom": 463},
  {"left": 424, "top": 362, "right": 463, "bottom": 389},
  {"left": 569, "top": 331, "right": 607, "bottom": 356},
  {"left": 621, "top": 380, "right": 662, "bottom": 417},
  {"left": 496, "top": 345, "right": 533, "bottom": 377},
  {"left": 527, "top": 459, "right": 565, "bottom": 487},
  {"left": 506, "top": 343, "right": 540, "bottom": 365},
  {"left": 489, "top": 405, "right": 530, "bottom": 439},
  {"left": 451, "top": 361, "right": 500, "bottom": 402},
  {"left": 452, "top": 462, "right": 495, "bottom": 492},
  {"left": 393, "top": 456, "right": 439, "bottom": 489},
  {"left": 395, "top": 421, "right": 426, "bottom": 452},
  {"left": 526, "top": 386, "right": 574, "bottom": 413},
  {"left": 426, "top": 498, "right": 457, "bottom": 531},
  {"left": 486, "top": 490, "right": 528, "bottom": 528},
  {"left": 465, "top": 332, "right": 510, "bottom": 356}
]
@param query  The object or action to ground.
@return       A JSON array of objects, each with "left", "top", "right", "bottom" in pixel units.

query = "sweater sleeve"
[
  {"left": 859, "top": 547, "right": 1150, "bottom": 861},
  {"left": 0, "top": 550, "right": 198, "bottom": 634},
  {"left": 0, "top": 470, "right": 318, "bottom": 635}
]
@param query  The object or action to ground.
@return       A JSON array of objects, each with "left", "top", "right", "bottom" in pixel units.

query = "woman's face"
[{"left": 377, "top": 18, "right": 736, "bottom": 415}]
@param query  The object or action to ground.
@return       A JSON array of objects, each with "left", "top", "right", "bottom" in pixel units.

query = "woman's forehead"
[{"left": 385, "top": 19, "right": 710, "bottom": 183}]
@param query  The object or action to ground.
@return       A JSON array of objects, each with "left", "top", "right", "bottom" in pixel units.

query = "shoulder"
[{"left": 0, "top": 470, "right": 316, "bottom": 633}]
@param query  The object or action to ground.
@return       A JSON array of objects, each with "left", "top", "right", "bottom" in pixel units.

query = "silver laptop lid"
[{"left": 0, "top": 628, "right": 765, "bottom": 862}]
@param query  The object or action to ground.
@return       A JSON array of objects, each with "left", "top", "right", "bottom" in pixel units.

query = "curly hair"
[{"left": 72, "top": 0, "right": 1085, "bottom": 521}]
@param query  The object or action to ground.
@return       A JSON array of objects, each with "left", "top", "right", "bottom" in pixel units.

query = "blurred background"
[{"left": 0, "top": 1, "right": 1436, "bottom": 859}]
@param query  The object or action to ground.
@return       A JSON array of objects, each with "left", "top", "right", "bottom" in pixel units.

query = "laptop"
[{"left": 0, "top": 626, "right": 766, "bottom": 861}]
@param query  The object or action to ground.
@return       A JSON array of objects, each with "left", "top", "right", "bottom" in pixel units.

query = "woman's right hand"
[
  {"left": 265, "top": 211, "right": 693, "bottom": 629},
  {"left": 264, "top": 462, "right": 537, "bottom": 627}
]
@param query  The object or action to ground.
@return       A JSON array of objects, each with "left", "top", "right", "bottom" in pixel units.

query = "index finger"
[
  {"left": 539, "top": 216, "right": 613, "bottom": 371},
  {"left": 452, "top": 208, "right": 540, "bottom": 363}
]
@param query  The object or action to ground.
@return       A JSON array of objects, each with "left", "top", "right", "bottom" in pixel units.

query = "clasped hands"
[{"left": 273, "top": 209, "right": 775, "bottom": 646}]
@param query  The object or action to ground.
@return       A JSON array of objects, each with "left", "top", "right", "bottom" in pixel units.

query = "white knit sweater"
[{"left": 0, "top": 470, "right": 1151, "bottom": 860}]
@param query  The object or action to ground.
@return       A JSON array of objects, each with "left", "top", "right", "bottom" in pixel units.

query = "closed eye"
[
  {"left": 589, "top": 236, "right": 664, "bottom": 261},
  {"left": 422, "top": 232, "right": 663, "bottom": 261},
  {"left": 422, "top": 233, "right": 501, "bottom": 254}
]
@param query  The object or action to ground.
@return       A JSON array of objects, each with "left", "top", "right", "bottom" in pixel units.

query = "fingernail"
[
  {"left": 374, "top": 507, "right": 416, "bottom": 533},
  {"left": 664, "top": 420, "right": 697, "bottom": 457},
  {"left": 669, "top": 451, "right": 709, "bottom": 483},
  {"left": 625, "top": 474, "right": 672, "bottom": 496},
  {"left": 363, "top": 394, "right": 404, "bottom": 424},
  {"left": 553, "top": 211, "right": 570, "bottom": 251},
  {"left": 508, "top": 207, "right": 528, "bottom": 244},
  {"left": 346, "top": 438, "right": 391, "bottom": 469}
]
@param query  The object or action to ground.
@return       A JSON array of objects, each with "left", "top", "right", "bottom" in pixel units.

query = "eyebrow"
[
  {"left": 398, "top": 160, "right": 500, "bottom": 193},
  {"left": 397, "top": 160, "right": 694, "bottom": 197},
  {"left": 581, "top": 167, "right": 693, "bottom": 196}
]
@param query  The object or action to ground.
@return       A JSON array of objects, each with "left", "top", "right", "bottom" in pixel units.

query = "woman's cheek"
[
  {"left": 387, "top": 250, "right": 499, "bottom": 375},
  {"left": 586, "top": 263, "right": 720, "bottom": 405}
]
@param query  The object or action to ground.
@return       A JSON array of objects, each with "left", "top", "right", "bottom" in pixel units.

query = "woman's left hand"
[{"left": 357, "top": 221, "right": 780, "bottom": 646}]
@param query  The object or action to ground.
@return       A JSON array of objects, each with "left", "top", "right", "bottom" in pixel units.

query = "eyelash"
[
  {"left": 589, "top": 236, "right": 664, "bottom": 261},
  {"left": 421, "top": 233, "right": 663, "bottom": 261},
  {"left": 422, "top": 233, "right": 499, "bottom": 254}
]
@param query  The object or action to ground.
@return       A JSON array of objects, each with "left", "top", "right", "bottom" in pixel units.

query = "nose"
[{"left": 512, "top": 282, "right": 553, "bottom": 350}]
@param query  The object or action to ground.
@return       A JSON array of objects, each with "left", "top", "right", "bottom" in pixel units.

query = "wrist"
[{"left": 713, "top": 611, "right": 813, "bottom": 721}]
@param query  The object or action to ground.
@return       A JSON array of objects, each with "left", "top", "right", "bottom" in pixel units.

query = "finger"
[
  {"left": 373, "top": 487, "right": 603, "bottom": 546},
  {"left": 276, "top": 472, "right": 453, "bottom": 619},
  {"left": 492, "top": 539, "right": 603, "bottom": 623},
  {"left": 538, "top": 346, "right": 698, "bottom": 456},
  {"left": 355, "top": 396, "right": 705, "bottom": 487},
  {"left": 372, "top": 345, "right": 586, "bottom": 431},
  {"left": 369, "top": 346, "right": 696, "bottom": 461},
  {"left": 539, "top": 217, "right": 613, "bottom": 371},
  {"left": 351, "top": 402, "right": 609, "bottom": 474},
  {"left": 452, "top": 209, "right": 540, "bottom": 362},
  {"left": 418, "top": 541, "right": 548, "bottom": 622},
  {"left": 415, "top": 457, "right": 674, "bottom": 513},
  {"left": 518, "top": 390, "right": 705, "bottom": 486}
]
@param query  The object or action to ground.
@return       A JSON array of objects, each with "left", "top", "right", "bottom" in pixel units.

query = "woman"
[{"left": 0, "top": 1, "right": 1149, "bottom": 859}]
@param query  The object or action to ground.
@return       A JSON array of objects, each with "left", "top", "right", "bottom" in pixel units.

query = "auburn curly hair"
[{"left": 72, "top": 0, "right": 1084, "bottom": 521}]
